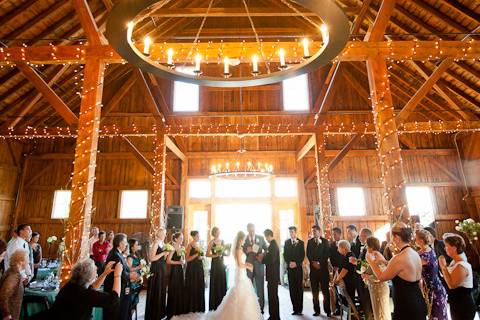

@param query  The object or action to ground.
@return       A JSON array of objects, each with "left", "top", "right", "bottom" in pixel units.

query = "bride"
[{"left": 173, "top": 231, "right": 263, "bottom": 320}]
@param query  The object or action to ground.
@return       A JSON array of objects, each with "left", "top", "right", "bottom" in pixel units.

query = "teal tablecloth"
[
  {"left": 35, "top": 267, "right": 57, "bottom": 280},
  {"left": 22, "top": 287, "right": 103, "bottom": 319}
]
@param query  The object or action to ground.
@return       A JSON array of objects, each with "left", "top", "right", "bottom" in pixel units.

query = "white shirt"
[
  {"left": 447, "top": 260, "right": 473, "bottom": 289},
  {"left": 88, "top": 236, "right": 98, "bottom": 255},
  {"left": 5, "top": 236, "right": 32, "bottom": 278}
]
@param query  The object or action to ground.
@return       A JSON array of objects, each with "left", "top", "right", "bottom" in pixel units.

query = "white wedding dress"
[{"left": 173, "top": 250, "right": 262, "bottom": 320}]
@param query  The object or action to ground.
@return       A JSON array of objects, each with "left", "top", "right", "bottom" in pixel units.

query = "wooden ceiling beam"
[
  {"left": 150, "top": 7, "right": 321, "bottom": 17},
  {"left": 0, "top": 0, "right": 37, "bottom": 28},
  {"left": 364, "top": 0, "right": 396, "bottom": 42},
  {"left": 121, "top": 136, "right": 154, "bottom": 174},
  {"left": 441, "top": 0, "right": 480, "bottom": 24},
  {"left": 296, "top": 134, "right": 315, "bottom": 161},
  {"left": 16, "top": 63, "right": 78, "bottom": 125},
  {"left": 351, "top": 0, "right": 373, "bottom": 36},
  {"left": 100, "top": 70, "right": 136, "bottom": 120},
  {"left": 72, "top": 0, "right": 107, "bottom": 45},
  {"left": 165, "top": 136, "right": 186, "bottom": 161},
  {"left": 328, "top": 134, "right": 360, "bottom": 171},
  {"left": 135, "top": 69, "right": 166, "bottom": 122}
]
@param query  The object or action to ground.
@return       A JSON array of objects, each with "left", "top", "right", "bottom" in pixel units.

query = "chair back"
[
  {"left": 22, "top": 295, "right": 50, "bottom": 318},
  {"left": 336, "top": 283, "right": 360, "bottom": 320}
]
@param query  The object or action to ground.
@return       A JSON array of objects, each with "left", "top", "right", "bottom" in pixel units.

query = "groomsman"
[
  {"left": 243, "top": 223, "right": 267, "bottom": 313},
  {"left": 263, "top": 229, "right": 280, "bottom": 320},
  {"left": 307, "top": 225, "right": 331, "bottom": 317},
  {"left": 283, "top": 226, "right": 305, "bottom": 316}
]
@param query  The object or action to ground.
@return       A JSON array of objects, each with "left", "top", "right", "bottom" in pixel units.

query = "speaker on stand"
[{"left": 166, "top": 205, "right": 184, "bottom": 231}]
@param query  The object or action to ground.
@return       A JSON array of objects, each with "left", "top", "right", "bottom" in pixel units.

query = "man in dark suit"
[
  {"left": 283, "top": 226, "right": 305, "bottom": 316},
  {"left": 243, "top": 223, "right": 268, "bottom": 313},
  {"left": 329, "top": 227, "right": 343, "bottom": 270},
  {"left": 346, "top": 224, "right": 362, "bottom": 258},
  {"left": 307, "top": 225, "right": 331, "bottom": 317},
  {"left": 263, "top": 229, "right": 280, "bottom": 320}
]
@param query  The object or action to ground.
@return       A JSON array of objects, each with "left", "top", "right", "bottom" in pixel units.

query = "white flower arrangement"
[
  {"left": 455, "top": 218, "right": 480, "bottom": 242},
  {"left": 47, "top": 236, "right": 58, "bottom": 244}
]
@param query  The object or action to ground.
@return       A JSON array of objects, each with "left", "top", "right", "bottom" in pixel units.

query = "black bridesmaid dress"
[
  {"left": 166, "top": 251, "right": 185, "bottom": 319},
  {"left": 185, "top": 246, "right": 205, "bottom": 313},
  {"left": 209, "top": 241, "right": 227, "bottom": 310},
  {"left": 144, "top": 244, "right": 167, "bottom": 320}
]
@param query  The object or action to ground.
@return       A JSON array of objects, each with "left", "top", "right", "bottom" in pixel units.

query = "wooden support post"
[
  {"left": 297, "top": 158, "right": 308, "bottom": 240},
  {"left": 314, "top": 127, "right": 332, "bottom": 233},
  {"left": 150, "top": 122, "right": 167, "bottom": 240},
  {"left": 60, "top": 59, "right": 104, "bottom": 284},
  {"left": 366, "top": 55, "right": 409, "bottom": 222}
]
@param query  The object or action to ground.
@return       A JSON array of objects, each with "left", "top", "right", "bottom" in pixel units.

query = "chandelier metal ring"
[{"left": 105, "top": 0, "right": 350, "bottom": 87}]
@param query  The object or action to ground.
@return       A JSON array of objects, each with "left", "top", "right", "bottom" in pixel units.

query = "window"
[
  {"left": 189, "top": 179, "right": 211, "bottom": 199},
  {"left": 274, "top": 177, "right": 298, "bottom": 198},
  {"left": 173, "top": 81, "right": 199, "bottom": 112},
  {"left": 192, "top": 210, "right": 209, "bottom": 246},
  {"left": 374, "top": 223, "right": 391, "bottom": 243},
  {"left": 282, "top": 74, "right": 309, "bottom": 111},
  {"left": 119, "top": 190, "right": 149, "bottom": 219},
  {"left": 215, "top": 178, "right": 271, "bottom": 198},
  {"left": 51, "top": 190, "right": 71, "bottom": 219},
  {"left": 336, "top": 187, "right": 366, "bottom": 216},
  {"left": 406, "top": 186, "right": 435, "bottom": 226},
  {"left": 279, "top": 209, "right": 295, "bottom": 245}
]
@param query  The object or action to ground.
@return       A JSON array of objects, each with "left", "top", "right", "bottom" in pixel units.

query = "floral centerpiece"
[
  {"left": 46, "top": 235, "right": 58, "bottom": 258},
  {"left": 455, "top": 218, "right": 480, "bottom": 242}
]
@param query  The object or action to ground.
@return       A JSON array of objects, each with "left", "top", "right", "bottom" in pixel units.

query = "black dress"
[
  {"left": 144, "top": 245, "right": 167, "bottom": 320},
  {"left": 446, "top": 261, "right": 476, "bottom": 320},
  {"left": 391, "top": 247, "right": 427, "bottom": 320},
  {"left": 185, "top": 246, "right": 205, "bottom": 313},
  {"left": 208, "top": 241, "right": 227, "bottom": 310},
  {"left": 166, "top": 251, "right": 185, "bottom": 319},
  {"left": 103, "top": 249, "right": 131, "bottom": 320}
]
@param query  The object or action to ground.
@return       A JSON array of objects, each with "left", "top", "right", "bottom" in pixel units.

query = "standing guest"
[
  {"left": 145, "top": 229, "right": 169, "bottom": 320},
  {"left": 362, "top": 237, "right": 391, "bottom": 320},
  {"left": 424, "top": 227, "right": 450, "bottom": 265},
  {"left": 206, "top": 227, "right": 227, "bottom": 311},
  {"left": 334, "top": 240, "right": 357, "bottom": 303},
  {"left": 92, "top": 231, "right": 109, "bottom": 275},
  {"left": 167, "top": 232, "right": 186, "bottom": 319},
  {"left": 0, "top": 239, "right": 6, "bottom": 276},
  {"left": 243, "top": 223, "right": 267, "bottom": 313},
  {"left": 5, "top": 224, "right": 32, "bottom": 281},
  {"left": 366, "top": 222, "right": 427, "bottom": 320},
  {"left": 283, "top": 226, "right": 305, "bottom": 316},
  {"left": 263, "top": 229, "right": 280, "bottom": 320},
  {"left": 106, "top": 231, "right": 114, "bottom": 252},
  {"left": 47, "top": 260, "right": 121, "bottom": 320},
  {"left": 438, "top": 234, "right": 476, "bottom": 320},
  {"left": 88, "top": 227, "right": 99, "bottom": 258},
  {"left": 185, "top": 231, "right": 206, "bottom": 313},
  {"left": 415, "top": 230, "right": 448, "bottom": 320},
  {"left": 346, "top": 225, "right": 361, "bottom": 257},
  {"left": 0, "top": 250, "right": 29, "bottom": 320},
  {"left": 307, "top": 225, "right": 331, "bottom": 317},
  {"left": 380, "top": 232, "right": 394, "bottom": 261},
  {"left": 127, "top": 238, "right": 144, "bottom": 311},
  {"left": 329, "top": 227, "right": 343, "bottom": 270},
  {"left": 29, "top": 232, "right": 42, "bottom": 279},
  {"left": 103, "top": 233, "right": 131, "bottom": 320}
]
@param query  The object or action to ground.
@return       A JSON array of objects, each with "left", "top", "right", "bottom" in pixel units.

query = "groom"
[{"left": 243, "top": 223, "right": 267, "bottom": 313}]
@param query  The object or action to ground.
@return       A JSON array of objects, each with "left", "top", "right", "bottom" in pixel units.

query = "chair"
[
  {"left": 22, "top": 295, "right": 50, "bottom": 318},
  {"left": 336, "top": 283, "right": 361, "bottom": 320}
]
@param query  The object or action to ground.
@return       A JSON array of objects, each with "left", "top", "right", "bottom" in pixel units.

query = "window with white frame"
[
  {"left": 51, "top": 190, "right": 71, "bottom": 219},
  {"left": 173, "top": 81, "right": 199, "bottom": 112},
  {"left": 274, "top": 177, "right": 298, "bottom": 198},
  {"left": 336, "top": 187, "right": 366, "bottom": 216},
  {"left": 215, "top": 178, "right": 271, "bottom": 198},
  {"left": 406, "top": 186, "right": 435, "bottom": 226},
  {"left": 119, "top": 190, "right": 149, "bottom": 219},
  {"left": 188, "top": 179, "right": 211, "bottom": 199},
  {"left": 282, "top": 74, "right": 310, "bottom": 111},
  {"left": 192, "top": 210, "right": 209, "bottom": 246}
]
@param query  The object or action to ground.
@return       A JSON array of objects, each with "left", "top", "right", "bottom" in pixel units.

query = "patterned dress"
[{"left": 419, "top": 249, "right": 448, "bottom": 320}]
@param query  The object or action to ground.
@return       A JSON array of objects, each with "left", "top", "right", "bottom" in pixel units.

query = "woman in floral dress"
[{"left": 415, "top": 230, "right": 448, "bottom": 320}]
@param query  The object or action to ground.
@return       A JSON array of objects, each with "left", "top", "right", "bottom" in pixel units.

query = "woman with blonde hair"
[{"left": 0, "top": 250, "right": 29, "bottom": 320}]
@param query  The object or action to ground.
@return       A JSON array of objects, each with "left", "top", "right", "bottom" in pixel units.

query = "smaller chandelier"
[{"left": 210, "top": 161, "right": 274, "bottom": 179}]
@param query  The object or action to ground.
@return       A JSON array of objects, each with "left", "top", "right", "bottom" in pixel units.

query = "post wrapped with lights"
[
  {"left": 314, "top": 128, "right": 333, "bottom": 234},
  {"left": 210, "top": 160, "right": 273, "bottom": 179},
  {"left": 150, "top": 121, "right": 167, "bottom": 240},
  {"left": 105, "top": 0, "right": 349, "bottom": 87}
]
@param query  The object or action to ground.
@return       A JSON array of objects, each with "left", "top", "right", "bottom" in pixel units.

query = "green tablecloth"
[
  {"left": 22, "top": 287, "right": 103, "bottom": 320},
  {"left": 35, "top": 268, "right": 57, "bottom": 280}
]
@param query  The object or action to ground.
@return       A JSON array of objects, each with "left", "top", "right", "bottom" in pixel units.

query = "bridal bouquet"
[
  {"left": 139, "top": 263, "right": 153, "bottom": 284},
  {"left": 195, "top": 245, "right": 205, "bottom": 256},
  {"left": 356, "top": 259, "right": 369, "bottom": 275},
  {"left": 177, "top": 246, "right": 186, "bottom": 257},
  {"left": 163, "top": 243, "right": 175, "bottom": 252}
]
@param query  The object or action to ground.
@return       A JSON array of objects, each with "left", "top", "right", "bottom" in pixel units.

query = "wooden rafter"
[
  {"left": 101, "top": 70, "right": 136, "bottom": 120},
  {"left": 351, "top": 0, "right": 373, "bottom": 36},
  {"left": 72, "top": 0, "right": 107, "bottom": 45},
  {"left": 364, "top": 0, "right": 396, "bottom": 42},
  {"left": 135, "top": 70, "right": 166, "bottom": 122},
  {"left": 165, "top": 136, "right": 186, "bottom": 161},
  {"left": 296, "top": 134, "right": 315, "bottom": 161},
  {"left": 328, "top": 134, "right": 360, "bottom": 171},
  {"left": 122, "top": 136, "right": 155, "bottom": 174}
]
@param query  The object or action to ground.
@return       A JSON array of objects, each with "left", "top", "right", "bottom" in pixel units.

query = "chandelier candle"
[
  {"left": 143, "top": 36, "right": 151, "bottom": 55},
  {"left": 303, "top": 38, "right": 310, "bottom": 58},
  {"left": 279, "top": 48, "right": 287, "bottom": 69},
  {"left": 194, "top": 54, "right": 202, "bottom": 74},
  {"left": 167, "top": 48, "right": 174, "bottom": 66},
  {"left": 252, "top": 55, "right": 259, "bottom": 74}
]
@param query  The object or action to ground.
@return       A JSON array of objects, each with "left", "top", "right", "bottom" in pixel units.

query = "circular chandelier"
[
  {"left": 105, "top": 0, "right": 350, "bottom": 87},
  {"left": 210, "top": 161, "right": 273, "bottom": 179}
]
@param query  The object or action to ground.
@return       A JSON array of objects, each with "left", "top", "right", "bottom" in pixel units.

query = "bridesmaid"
[
  {"left": 145, "top": 229, "right": 169, "bottom": 320},
  {"left": 185, "top": 230, "right": 206, "bottom": 313},
  {"left": 206, "top": 227, "right": 227, "bottom": 310},
  {"left": 166, "top": 232, "right": 186, "bottom": 319},
  {"left": 415, "top": 230, "right": 448, "bottom": 320}
]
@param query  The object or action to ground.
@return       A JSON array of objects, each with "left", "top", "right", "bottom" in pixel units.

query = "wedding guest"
[
  {"left": 127, "top": 238, "right": 143, "bottom": 310},
  {"left": 106, "top": 231, "right": 114, "bottom": 252},
  {"left": 0, "top": 250, "right": 28, "bottom": 320},
  {"left": 366, "top": 222, "right": 427, "bottom": 320},
  {"left": 104, "top": 233, "right": 131, "bottom": 320},
  {"left": 334, "top": 240, "right": 356, "bottom": 303},
  {"left": 243, "top": 223, "right": 267, "bottom": 313},
  {"left": 47, "top": 260, "right": 121, "bottom": 320},
  {"left": 380, "top": 232, "right": 393, "bottom": 261},
  {"left": 439, "top": 234, "right": 476, "bottom": 320},
  {"left": 0, "top": 239, "right": 6, "bottom": 276},
  {"left": 186, "top": 230, "right": 206, "bottom": 313},
  {"left": 5, "top": 224, "right": 32, "bottom": 281},
  {"left": 424, "top": 227, "right": 451, "bottom": 264},
  {"left": 88, "top": 227, "right": 99, "bottom": 258},
  {"left": 92, "top": 231, "right": 109, "bottom": 275},
  {"left": 346, "top": 224, "right": 361, "bottom": 256},
  {"left": 29, "top": 232, "right": 42, "bottom": 279},
  {"left": 167, "top": 232, "right": 186, "bottom": 319},
  {"left": 283, "top": 226, "right": 305, "bottom": 315},
  {"left": 362, "top": 237, "right": 391, "bottom": 320},
  {"left": 145, "top": 229, "right": 169, "bottom": 320},
  {"left": 415, "top": 230, "right": 448, "bottom": 320},
  {"left": 306, "top": 225, "right": 331, "bottom": 317},
  {"left": 263, "top": 229, "right": 280, "bottom": 320},
  {"left": 329, "top": 227, "right": 343, "bottom": 270},
  {"left": 206, "top": 227, "right": 227, "bottom": 310}
]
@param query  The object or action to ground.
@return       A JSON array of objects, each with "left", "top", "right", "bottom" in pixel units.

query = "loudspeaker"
[{"left": 166, "top": 205, "right": 184, "bottom": 230}]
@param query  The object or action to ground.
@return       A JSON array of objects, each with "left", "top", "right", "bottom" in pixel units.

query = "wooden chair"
[{"left": 336, "top": 283, "right": 361, "bottom": 320}]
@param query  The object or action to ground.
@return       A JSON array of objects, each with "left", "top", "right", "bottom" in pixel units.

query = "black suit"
[
  {"left": 263, "top": 239, "right": 280, "bottom": 320},
  {"left": 350, "top": 236, "right": 362, "bottom": 258},
  {"left": 350, "top": 240, "right": 374, "bottom": 320},
  {"left": 283, "top": 238, "right": 305, "bottom": 313},
  {"left": 307, "top": 237, "right": 331, "bottom": 315},
  {"left": 104, "top": 249, "right": 131, "bottom": 320},
  {"left": 243, "top": 234, "right": 267, "bottom": 311}
]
